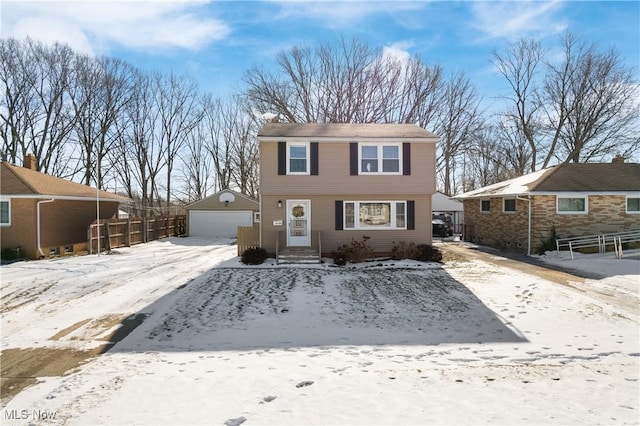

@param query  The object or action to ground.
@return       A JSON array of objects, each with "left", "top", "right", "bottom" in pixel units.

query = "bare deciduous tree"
[
  {"left": 243, "top": 37, "right": 445, "bottom": 127},
  {"left": 434, "top": 71, "right": 483, "bottom": 195},
  {"left": 493, "top": 32, "right": 639, "bottom": 173},
  {"left": 70, "top": 55, "right": 135, "bottom": 187},
  {"left": 155, "top": 72, "right": 202, "bottom": 216},
  {"left": 0, "top": 38, "right": 76, "bottom": 175},
  {"left": 492, "top": 39, "right": 544, "bottom": 172},
  {"left": 544, "top": 32, "right": 639, "bottom": 164}
]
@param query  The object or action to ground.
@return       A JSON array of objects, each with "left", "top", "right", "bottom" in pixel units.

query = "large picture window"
[
  {"left": 0, "top": 199, "right": 10, "bottom": 226},
  {"left": 359, "top": 143, "right": 401, "bottom": 174},
  {"left": 557, "top": 196, "right": 587, "bottom": 214},
  {"left": 343, "top": 201, "right": 406, "bottom": 229}
]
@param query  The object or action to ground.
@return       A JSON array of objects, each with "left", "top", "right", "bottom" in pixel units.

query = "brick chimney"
[
  {"left": 23, "top": 153, "right": 38, "bottom": 171},
  {"left": 611, "top": 154, "right": 625, "bottom": 164}
]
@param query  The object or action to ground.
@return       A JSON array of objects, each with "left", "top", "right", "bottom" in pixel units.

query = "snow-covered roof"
[
  {"left": 453, "top": 167, "right": 555, "bottom": 199},
  {"left": 454, "top": 162, "right": 640, "bottom": 199},
  {"left": 432, "top": 191, "right": 464, "bottom": 211}
]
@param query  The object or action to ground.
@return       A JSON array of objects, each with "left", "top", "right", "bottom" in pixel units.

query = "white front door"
[{"left": 286, "top": 200, "right": 311, "bottom": 247}]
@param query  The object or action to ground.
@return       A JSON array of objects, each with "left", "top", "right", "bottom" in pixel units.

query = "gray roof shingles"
[
  {"left": 1, "top": 162, "right": 131, "bottom": 201},
  {"left": 258, "top": 123, "right": 438, "bottom": 140},
  {"left": 532, "top": 163, "right": 640, "bottom": 192}
]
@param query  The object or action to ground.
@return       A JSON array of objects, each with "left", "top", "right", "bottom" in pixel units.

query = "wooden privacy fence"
[
  {"left": 88, "top": 215, "right": 186, "bottom": 254},
  {"left": 237, "top": 225, "right": 260, "bottom": 255}
]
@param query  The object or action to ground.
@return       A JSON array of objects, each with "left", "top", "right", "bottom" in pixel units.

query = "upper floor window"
[
  {"left": 480, "top": 199, "right": 490, "bottom": 213},
  {"left": 627, "top": 196, "right": 640, "bottom": 214},
  {"left": 359, "top": 143, "right": 401, "bottom": 175},
  {"left": 287, "top": 142, "right": 309, "bottom": 174},
  {"left": 557, "top": 196, "right": 587, "bottom": 214},
  {"left": 503, "top": 198, "right": 516, "bottom": 213},
  {"left": 0, "top": 199, "right": 10, "bottom": 226}
]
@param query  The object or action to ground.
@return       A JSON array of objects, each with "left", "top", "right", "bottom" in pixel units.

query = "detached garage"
[{"left": 185, "top": 190, "right": 259, "bottom": 239}]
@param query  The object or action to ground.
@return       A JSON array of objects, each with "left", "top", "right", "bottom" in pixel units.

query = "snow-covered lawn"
[{"left": 1, "top": 238, "right": 638, "bottom": 425}]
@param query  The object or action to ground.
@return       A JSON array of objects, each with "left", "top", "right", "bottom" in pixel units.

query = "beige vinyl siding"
[
  {"left": 260, "top": 141, "right": 436, "bottom": 196},
  {"left": 186, "top": 195, "right": 258, "bottom": 211},
  {"left": 261, "top": 194, "right": 432, "bottom": 256}
]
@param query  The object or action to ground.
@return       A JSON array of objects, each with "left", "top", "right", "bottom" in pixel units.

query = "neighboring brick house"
[
  {"left": 1, "top": 156, "right": 131, "bottom": 260},
  {"left": 257, "top": 123, "right": 439, "bottom": 258},
  {"left": 454, "top": 161, "right": 640, "bottom": 255}
]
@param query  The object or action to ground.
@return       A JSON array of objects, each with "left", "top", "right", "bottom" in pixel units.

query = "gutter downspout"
[
  {"left": 516, "top": 195, "right": 532, "bottom": 256},
  {"left": 37, "top": 198, "right": 55, "bottom": 258}
]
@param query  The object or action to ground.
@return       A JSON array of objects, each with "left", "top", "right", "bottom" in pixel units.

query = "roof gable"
[
  {"left": 185, "top": 189, "right": 258, "bottom": 210},
  {"left": 1, "top": 162, "right": 130, "bottom": 201}
]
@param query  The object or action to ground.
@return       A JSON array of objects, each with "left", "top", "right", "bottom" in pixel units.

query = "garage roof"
[{"left": 185, "top": 189, "right": 258, "bottom": 211}]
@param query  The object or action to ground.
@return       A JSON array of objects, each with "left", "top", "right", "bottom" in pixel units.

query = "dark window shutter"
[
  {"left": 278, "top": 142, "right": 286, "bottom": 175},
  {"left": 350, "top": 142, "right": 358, "bottom": 175},
  {"left": 403, "top": 143, "right": 411, "bottom": 175},
  {"left": 310, "top": 142, "right": 319, "bottom": 175},
  {"left": 407, "top": 200, "right": 415, "bottom": 230},
  {"left": 335, "top": 200, "right": 343, "bottom": 230}
]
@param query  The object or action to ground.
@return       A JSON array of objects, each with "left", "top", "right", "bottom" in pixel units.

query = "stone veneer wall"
[
  {"left": 531, "top": 195, "right": 639, "bottom": 244},
  {"left": 463, "top": 194, "right": 640, "bottom": 254},
  {"left": 462, "top": 197, "right": 529, "bottom": 252}
]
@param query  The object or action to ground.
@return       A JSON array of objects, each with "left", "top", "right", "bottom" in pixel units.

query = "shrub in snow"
[
  {"left": 333, "top": 236, "right": 374, "bottom": 264},
  {"left": 415, "top": 244, "right": 443, "bottom": 263},
  {"left": 537, "top": 223, "right": 560, "bottom": 255},
  {"left": 391, "top": 241, "right": 421, "bottom": 260},
  {"left": 241, "top": 247, "right": 268, "bottom": 265}
]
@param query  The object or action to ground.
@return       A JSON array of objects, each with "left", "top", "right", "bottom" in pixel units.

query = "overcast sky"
[{"left": 2, "top": 0, "right": 639, "bottom": 104}]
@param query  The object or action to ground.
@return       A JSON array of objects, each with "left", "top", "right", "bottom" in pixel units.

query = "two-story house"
[{"left": 257, "top": 123, "right": 439, "bottom": 260}]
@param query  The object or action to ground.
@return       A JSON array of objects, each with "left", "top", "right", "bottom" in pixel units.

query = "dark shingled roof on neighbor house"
[
  {"left": 1, "top": 162, "right": 131, "bottom": 201},
  {"left": 455, "top": 162, "right": 640, "bottom": 199},
  {"left": 258, "top": 122, "right": 438, "bottom": 141},
  {"left": 531, "top": 163, "right": 640, "bottom": 192}
]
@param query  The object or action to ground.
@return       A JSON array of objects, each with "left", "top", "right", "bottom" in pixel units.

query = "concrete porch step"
[{"left": 277, "top": 247, "right": 321, "bottom": 265}]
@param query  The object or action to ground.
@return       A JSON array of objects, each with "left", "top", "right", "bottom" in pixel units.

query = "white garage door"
[{"left": 188, "top": 211, "right": 253, "bottom": 238}]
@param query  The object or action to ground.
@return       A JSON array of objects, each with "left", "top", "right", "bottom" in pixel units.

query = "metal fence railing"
[{"left": 556, "top": 229, "right": 640, "bottom": 260}]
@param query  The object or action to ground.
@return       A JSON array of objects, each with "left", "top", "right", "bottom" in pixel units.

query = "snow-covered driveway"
[
  {"left": 1, "top": 238, "right": 638, "bottom": 425},
  {"left": 1, "top": 238, "right": 239, "bottom": 349}
]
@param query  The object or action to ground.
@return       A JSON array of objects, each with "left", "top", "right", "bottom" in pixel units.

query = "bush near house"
[
  {"left": 240, "top": 247, "right": 268, "bottom": 265},
  {"left": 333, "top": 236, "right": 374, "bottom": 265},
  {"left": 391, "top": 241, "right": 421, "bottom": 260},
  {"left": 415, "top": 244, "right": 443, "bottom": 263}
]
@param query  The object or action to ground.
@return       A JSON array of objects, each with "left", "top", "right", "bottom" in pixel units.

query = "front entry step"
[{"left": 277, "top": 247, "right": 321, "bottom": 265}]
